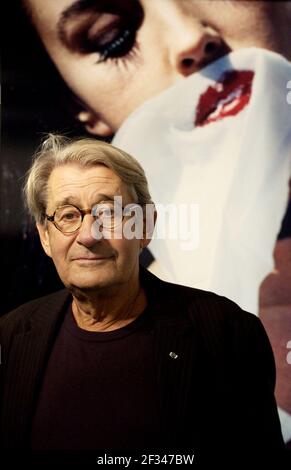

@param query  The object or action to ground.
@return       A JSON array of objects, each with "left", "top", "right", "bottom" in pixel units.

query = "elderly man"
[{"left": 0, "top": 135, "right": 286, "bottom": 465}]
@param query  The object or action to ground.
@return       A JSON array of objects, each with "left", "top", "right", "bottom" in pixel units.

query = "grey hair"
[{"left": 24, "top": 134, "right": 153, "bottom": 223}]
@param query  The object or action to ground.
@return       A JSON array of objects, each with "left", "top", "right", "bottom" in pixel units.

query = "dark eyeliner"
[{"left": 95, "top": 27, "right": 137, "bottom": 63}]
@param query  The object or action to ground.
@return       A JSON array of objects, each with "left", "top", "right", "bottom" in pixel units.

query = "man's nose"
[
  {"left": 169, "top": 24, "right": 228, "bottom": 76},
  {"left": 75, "top": 214, "right": 99, "bottom": 247}
]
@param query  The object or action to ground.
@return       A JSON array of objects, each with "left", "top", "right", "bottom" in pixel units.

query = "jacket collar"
[{"left": 2, "top": 289, "right": 71, "bottom": 448}]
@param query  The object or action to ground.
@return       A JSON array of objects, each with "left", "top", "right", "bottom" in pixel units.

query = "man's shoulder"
[
  {"left": 169, "top": 279, "right": 256, "bottom": 323},
  {"left": 143, "top": 267, "right": 259, "bottom": 330},
  {"left": 0, "top": 289, "right": 70, "bottom": 332}
]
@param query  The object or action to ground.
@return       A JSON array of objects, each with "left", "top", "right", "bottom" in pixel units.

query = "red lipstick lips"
[{"left": 195, "top": 70, "right": 254, "bottom": 127}]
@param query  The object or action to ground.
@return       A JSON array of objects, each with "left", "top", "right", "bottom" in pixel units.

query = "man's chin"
[{"left": 66, "top": 274, "right": 120, "bottom": 296}]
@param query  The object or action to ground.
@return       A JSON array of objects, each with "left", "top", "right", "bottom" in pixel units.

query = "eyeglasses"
[{"left": 45, "top": 202, "right": 128, "bottom": 234}]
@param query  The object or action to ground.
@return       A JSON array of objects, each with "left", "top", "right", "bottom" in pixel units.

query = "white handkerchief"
[{"left": 113, "top": 48, "right": 291, "bottom": 315}]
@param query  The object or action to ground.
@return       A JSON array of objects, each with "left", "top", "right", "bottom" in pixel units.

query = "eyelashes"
[
  {"left": 94, "top": 26, "right": 139, "bottom": 64},
  {"left": 71, "top": 16, "right": 142, "bottom": 66},
  {"left": 64, "top": 3, "right": 145, "bottom": 67}
]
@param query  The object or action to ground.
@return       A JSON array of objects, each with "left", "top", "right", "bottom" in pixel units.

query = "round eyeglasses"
[{"left": 45, "top": 203, "right": 125, "bottom": 234}]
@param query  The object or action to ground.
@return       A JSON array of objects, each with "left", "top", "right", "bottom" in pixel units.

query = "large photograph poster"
[{"left": 2, "top": 0, "right": 291, "bottom": 451}]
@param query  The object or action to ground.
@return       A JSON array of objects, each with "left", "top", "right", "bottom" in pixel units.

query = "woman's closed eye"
[
  {"left": 61, "top": 9, "right": 143, "bottom": 66},
  {"left": 89, "top": 21, "right": 140, "bottom": 64}
]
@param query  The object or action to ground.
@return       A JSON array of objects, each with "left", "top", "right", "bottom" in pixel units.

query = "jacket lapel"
[
  {"left": 2, "top": 290, "right": 71, "bottom": 448},
  {"left": 141, "top": 268, "right": 198, "bottom": 448}
]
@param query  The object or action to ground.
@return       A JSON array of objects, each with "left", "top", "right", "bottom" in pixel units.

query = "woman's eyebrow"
[
  {"left": 57, "top": 0, "right": 102, "bottom": 45},
  {"left": 57, "top": 0, "right": 128, "bottom": 46}
]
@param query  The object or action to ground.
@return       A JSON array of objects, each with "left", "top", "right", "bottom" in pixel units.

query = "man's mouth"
[
  {"left": 195, "top": 69, "right": 254, "bottom": 127},
  {"left": 72, "top": 255, "right": 114, "bottom": 262}
]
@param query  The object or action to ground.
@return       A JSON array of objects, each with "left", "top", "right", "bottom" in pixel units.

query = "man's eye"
[
  {"left": 60, "top": 212, "right": 79, "bottom": 221},
  {"left": 99, "top": 207, "right": 114, "bottom": 218}
]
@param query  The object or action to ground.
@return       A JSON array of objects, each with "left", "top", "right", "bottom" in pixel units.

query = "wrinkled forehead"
[{"left": 46, "top": 163, "right": 130, "bottom": 208}]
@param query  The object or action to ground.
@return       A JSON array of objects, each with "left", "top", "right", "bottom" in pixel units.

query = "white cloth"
[
  {"left": 278, "top": 407, "right": 291, "bottom": 443},
  {"left": 114, "top": 47, "right": 291, "bottom": 314},
  {"left": 113, "top": 48, "right": 291, "bottom": 439}
]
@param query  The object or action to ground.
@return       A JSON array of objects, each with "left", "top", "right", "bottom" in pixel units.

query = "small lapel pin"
[{"left": 169, "top": 351, "right": 179, "bottom": 359}]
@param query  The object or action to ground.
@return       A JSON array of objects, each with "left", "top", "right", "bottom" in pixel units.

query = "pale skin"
[
  {"left": 37, "top": 163, "right": 152, "bottom": 332},
  {"left": 260, "top": 237, "right": 291, "bottom": 413},
  {"left": 26, "top": 0, "right": 291, "bottom": 136}
]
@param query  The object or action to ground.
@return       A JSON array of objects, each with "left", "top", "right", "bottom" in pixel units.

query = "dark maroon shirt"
[{"left": 30, "top": 305, "right": 161, "bottom": 450}]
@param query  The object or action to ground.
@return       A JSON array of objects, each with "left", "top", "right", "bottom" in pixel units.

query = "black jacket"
[{"left": 0, "top": 267, "right": 285, "bottom": 466}]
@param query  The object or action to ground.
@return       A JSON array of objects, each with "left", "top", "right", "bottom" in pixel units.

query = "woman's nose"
[{"left": 170, "top": 26, "right": 229, "bottom": 76}]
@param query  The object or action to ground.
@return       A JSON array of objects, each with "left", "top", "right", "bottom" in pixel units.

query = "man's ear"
[
  {"left": 77, "top": 111, "right": 114, "bottom": 137},
  {"left": 140, "top": 204, "right": 157, "bottom": 250},
  {"left": 36, "top": 222, "right": 52, "bottom": 258}
]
